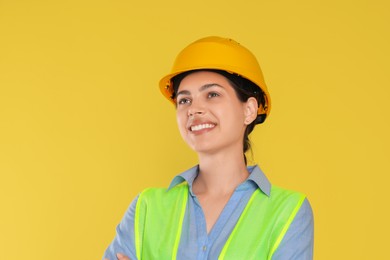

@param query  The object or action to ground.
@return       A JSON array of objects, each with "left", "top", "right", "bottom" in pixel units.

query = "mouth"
[{"left": 190, "top": 123, "right": 216, "bottom": 132}]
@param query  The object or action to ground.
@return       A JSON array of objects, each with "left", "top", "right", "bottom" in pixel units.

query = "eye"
[
  {"left": 177, "top": 97, "right": 192, "bottom": 105},
  {"left": 208, "top": 92, "right": 220, "bottom": 98}
]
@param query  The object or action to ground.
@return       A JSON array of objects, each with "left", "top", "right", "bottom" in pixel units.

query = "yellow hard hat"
[{"left": 159, "top": 36, "right": 271, "bottom": 121}]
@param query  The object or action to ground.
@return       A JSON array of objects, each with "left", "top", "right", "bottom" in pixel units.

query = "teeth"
[{"left": 191, "top": 124, "right": 215, "bottom": 132}]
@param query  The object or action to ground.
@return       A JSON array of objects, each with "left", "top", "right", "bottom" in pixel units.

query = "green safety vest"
[{"left": 134, "top": 183, "right": 305, "bottom": 260}]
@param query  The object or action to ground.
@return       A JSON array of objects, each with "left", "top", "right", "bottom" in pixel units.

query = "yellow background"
[{"left": 0, "top": 0, "right": 389, "bottom": 259}]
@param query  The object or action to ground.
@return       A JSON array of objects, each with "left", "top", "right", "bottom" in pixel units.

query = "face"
[{"left": 175, "top": 71, "right": 256, "bottom": 155}]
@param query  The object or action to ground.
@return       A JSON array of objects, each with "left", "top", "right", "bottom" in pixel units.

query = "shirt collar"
[{"left": 168, "top": 164, "right": 271, "bottom": 197}]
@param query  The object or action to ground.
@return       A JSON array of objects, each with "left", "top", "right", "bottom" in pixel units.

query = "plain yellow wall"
[{"left": 1, "top": 0, "right": 389, "bottom": 259}]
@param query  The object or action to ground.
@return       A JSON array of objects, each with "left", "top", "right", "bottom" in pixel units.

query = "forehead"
[{"left": 177, "top": 71, "right": 231, "bottom": 91}]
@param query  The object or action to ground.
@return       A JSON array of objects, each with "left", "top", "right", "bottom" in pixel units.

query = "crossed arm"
[{"left": 104, "top": 253, "right": 130, "bottom": 260}]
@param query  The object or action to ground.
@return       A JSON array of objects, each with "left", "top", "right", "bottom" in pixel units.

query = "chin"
[
  {"left": 187, "top": 142, "right": 221, "bottom": 155},
  {"left": 187, "top": 142, "right": 210, "bottom": 152}
]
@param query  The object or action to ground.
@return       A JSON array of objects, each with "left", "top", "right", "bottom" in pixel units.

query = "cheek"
[
  {"left": 221, "top": 103, "right": 246, "bottom": 130},
  {"left": 218, "top": 101, "right": 245, "bottom": 122},
  {"left": 176, "top": 112, "right": 188, "bottom": 136}
]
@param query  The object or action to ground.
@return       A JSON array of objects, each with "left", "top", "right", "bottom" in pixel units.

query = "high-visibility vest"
[{"left": 134, "top": 183, "right": 305, "bottom": 260}]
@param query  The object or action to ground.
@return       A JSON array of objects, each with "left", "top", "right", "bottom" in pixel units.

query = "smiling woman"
[{"left": 103, "top": 36, "right": 314, "bottom": 260}]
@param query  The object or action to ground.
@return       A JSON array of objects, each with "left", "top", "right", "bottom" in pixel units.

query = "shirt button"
[{"left": 203, "top": 245, "right": 207, "bottom": 251}]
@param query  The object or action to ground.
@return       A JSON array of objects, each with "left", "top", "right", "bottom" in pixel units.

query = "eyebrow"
[{"left": 176, "top": 83, "right": 224, "bottom": 97}]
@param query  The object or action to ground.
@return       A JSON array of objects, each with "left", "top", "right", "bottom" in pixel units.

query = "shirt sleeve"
[
  {"left": 272, "top": 198, "right": 314, "bottom": 260},
  {"left": 102, "top": 195, "right": 139, "bottom": 260}
]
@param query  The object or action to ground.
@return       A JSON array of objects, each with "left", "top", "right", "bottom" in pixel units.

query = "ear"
[{"left": 244, "top": 97, "right": 258, "bottom": 125}]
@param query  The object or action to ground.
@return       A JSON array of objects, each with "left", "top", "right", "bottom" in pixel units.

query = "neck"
[{"left": 193, "top": 149, "right": 249, "bottom": 196}]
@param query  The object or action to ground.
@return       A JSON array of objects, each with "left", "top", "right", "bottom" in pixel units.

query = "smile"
[{"left": 190, "top": 123, "right": 216, "bottom": 132}]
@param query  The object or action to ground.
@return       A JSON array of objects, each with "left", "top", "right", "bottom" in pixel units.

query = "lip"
[{"left": 187, "top": 119, "right": 217, "bottom": 134}]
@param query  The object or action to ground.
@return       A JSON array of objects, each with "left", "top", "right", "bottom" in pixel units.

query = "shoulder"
[
  {"left": 266, "top": 188, "right": 314, "bottom": 259},
  {"left": 270, "top": 186, "right": 313, "bottom": 222},
  {"left": 137, "top": 183, "right": 189, "bottom": 207},
  {"left": 267, "top": 186, "right": 307, "bottom": 211},
  {"left": 270, "top": 185, "right": 306, "bottom": 198},
  {"left": 272, "top": 198, "right": 314, "bottom": 259},
  {"left": 290, "top": 198, "right": 314, "bottom": 234}
]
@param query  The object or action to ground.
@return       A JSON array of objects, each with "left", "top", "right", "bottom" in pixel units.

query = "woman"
[{"left": 103, "top": 36, "right": 314, "bottom": 260}]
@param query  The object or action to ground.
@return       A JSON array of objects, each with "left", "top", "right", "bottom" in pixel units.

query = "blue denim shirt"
[{"left": 103, "top": 165, "right": 314, "bottom": 259}]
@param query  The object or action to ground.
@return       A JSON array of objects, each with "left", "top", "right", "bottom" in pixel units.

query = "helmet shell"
[{"left": 159, "top": 36, "right": 271, "bottom": 119}]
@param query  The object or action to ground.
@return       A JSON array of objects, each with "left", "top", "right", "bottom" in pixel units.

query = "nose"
[
  {"left": 188, "top": 110, "right": 203, "bottom": 117},
  {"left": 187, "top": 100, "right": 205, "bottom": 117}
]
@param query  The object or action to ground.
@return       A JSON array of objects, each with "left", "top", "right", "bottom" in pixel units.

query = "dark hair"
[{"left": 171, "top": 69, "right": 266, "bottom": 164}]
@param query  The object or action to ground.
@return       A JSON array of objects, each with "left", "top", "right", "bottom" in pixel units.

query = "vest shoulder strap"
[
  {"left": 134, "top": 184, "right": 188, "bottom": 260},
  {"left": 219, "top": 186, "right": 306, "bottom": 260}
]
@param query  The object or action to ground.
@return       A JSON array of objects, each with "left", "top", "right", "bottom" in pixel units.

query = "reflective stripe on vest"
[{"left": 134, "top": 183, "right": 305, "bottom": 260}]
